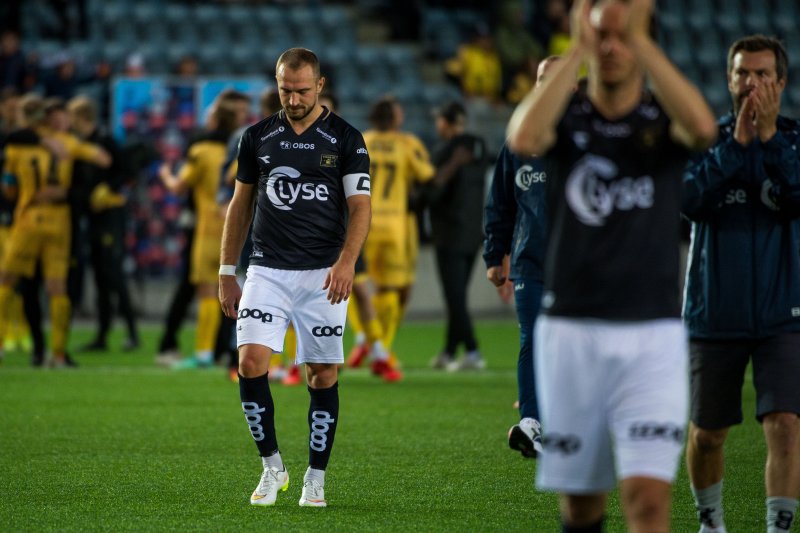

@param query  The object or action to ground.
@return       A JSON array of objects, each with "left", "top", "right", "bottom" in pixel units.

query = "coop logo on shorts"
[
  {"left": 541, "top": 433, "right": 581, "bottom": 455},
  {"left": 309, "top": 410, "right": 335, "bottom": 452},
  {"left": 312, "top": 325, "right": 343, "bottom": 337},
  {"left": 629, "top": 421, "right": 684, "bottom": 443},
  {"left": 266, "top": 166, "right": 330, "bottom": 211},
  {"left": 515, "top": 165, "right": 545, "bottom": 191},
  {"left": 565, "top": 154, "right": 654, "bottom": 226},
  {"left": 316, "top": 127, "right": 337, "bottom": 144},
  {"left": 238, "top": 308, "right": 273, "bottom": 323},
  {"left": 242, "top": 402, "right": 266, "bottom": 441},
  {"left": 261, "top": 125, "right": 285, "bottom": 141}
]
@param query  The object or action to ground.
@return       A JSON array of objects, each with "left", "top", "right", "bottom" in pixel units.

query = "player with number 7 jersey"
[{"left": 362, "top": 97, "right": 435, "bottom": 361}]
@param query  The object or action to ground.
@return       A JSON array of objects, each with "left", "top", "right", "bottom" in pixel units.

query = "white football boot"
[
  {"left": 250, "top": 466, "right": 289, "bottom": 506},
  {"left": 508, "top": 417, "right": 543, "bottom": 458},
  {"left": 299, "top": 479, "right": 327, "bottom": 507}
]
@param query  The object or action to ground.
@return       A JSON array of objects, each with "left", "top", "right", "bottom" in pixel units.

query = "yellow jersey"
[
  {"left": 178, "top": 133, "right": 228, "bottom": 237},
  {"left": 363, "top": 130, "right": 434, "bottom": 244}
]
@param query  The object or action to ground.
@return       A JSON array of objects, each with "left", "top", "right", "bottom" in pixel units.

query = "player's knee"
[
  {"left": 689, "top": 425, "right": 727, "bottom": 454},
  {"left": 238, "top": 346, "right": 269, "bottom": 378},
  {"left": 620, "top": 478, "right": 670, "bottom": 533},
  {"left": 560, "top": 494, "right": 605, "bottom": 527},
  {"left": 763, "top": 412, "right": 800, "bottom": 454}
]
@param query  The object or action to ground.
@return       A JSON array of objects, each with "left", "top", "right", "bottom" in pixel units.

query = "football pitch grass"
[{"left": 0, "top": 320, "right": 765, "bottom": 532}]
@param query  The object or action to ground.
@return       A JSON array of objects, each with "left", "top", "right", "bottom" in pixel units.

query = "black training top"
[
  {"left": 236, "top": 107, "right": 371, "bottom": 270},
  {"left": 541, "top": 91, "right": 689, "bottom": 320}
]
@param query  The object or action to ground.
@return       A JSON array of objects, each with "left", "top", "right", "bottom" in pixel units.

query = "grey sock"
[
  {"left": 691, "top": 480, "right": 725, "bottom": 529},
  {"left": 767, "top": 497, "right": 798, "bottom": 532},
  {"left": 304, "top": 466, "right": 325, "bottom": 485},
  {"left": 262, "top": 451, "right": 283, "bottom": 471}
]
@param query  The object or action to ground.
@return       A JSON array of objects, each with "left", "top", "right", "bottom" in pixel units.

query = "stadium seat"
[
  {"left": 771, "top": 0, "right": 798, "bottom": 34},
  {"left": 685, "top": 2, "right": 714, "bottom": 33}
]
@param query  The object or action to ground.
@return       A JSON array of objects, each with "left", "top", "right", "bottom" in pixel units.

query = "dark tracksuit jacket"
[{"left": 682, "top": 113, "right": 800, "bottom": 339}]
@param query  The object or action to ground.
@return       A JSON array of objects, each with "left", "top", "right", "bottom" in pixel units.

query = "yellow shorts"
[
  {"left": 1, "top": 207, "right": 71, "bottom": 280},
  {"left": 191, "top": 214, "right": 224, "bottom": 285},
  {"left": 364, "top": 235, "right": 411, "bottom": 288}
]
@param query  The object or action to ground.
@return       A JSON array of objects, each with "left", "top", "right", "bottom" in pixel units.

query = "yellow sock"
[
  {"left": 8, "top": 293, "right": 29, "bottom": 344},
  {"left": 0, "top": 285, "right": 10, "bottom": 345},
  {"left": 347, "top": 297, "right": 364, "bottom": 339},
  {"left": 284, "top": 325, "right": 297, "bottom": 365},
  {"left": 373, "top": 290, "right": 401, "bottom": 350},
  {"left": 49, "top": 294, "right": 71, "bottom": 355},
  {"left": 195, "top": 297, "right": 221, "bottom": 359},
  {"left": 364, "top": 317, "right": 384, "bottom": 346}
]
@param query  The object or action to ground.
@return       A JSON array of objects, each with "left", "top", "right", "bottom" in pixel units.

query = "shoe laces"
[
  {"left": 302, "top": 479, "right": 324, "bottom": 499},
  {"left": 257, "top": 467, "right": 284, "bottom": 493}
]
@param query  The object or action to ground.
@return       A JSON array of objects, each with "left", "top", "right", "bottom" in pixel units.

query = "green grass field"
[{"left": 0, "top": 320, "right": 766, "bottom": 532}]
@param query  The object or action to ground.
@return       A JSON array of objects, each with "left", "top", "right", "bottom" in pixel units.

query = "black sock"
[
  {"left": 562, "top": 517, "right": 604, "bottom": 533},
  {"left": 308, "top": 382, "right": 339, "bottom": 470},
  {"left": 239, "top": 372, "right": 278, "bottom": 457}
]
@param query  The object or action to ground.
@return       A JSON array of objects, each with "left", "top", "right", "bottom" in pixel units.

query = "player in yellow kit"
[
  {"left": 0, "top": 94, "right": 110, "bottom": 366},
  {"left": 159, "top": 102, "right": 238, "bottom": 368},
  {"left": 357, "top": 97, "right": 435, "bottom": 368}
]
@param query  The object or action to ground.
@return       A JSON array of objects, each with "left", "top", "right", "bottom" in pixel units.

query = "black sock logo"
[
  {"left": 242, "top": 402, "right": 266, "bottom": 442},
  {"left": 309, "top": 410, "right": 335, "bottom": 451}
]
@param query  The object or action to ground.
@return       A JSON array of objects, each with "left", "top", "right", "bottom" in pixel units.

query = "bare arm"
[
  {"left": 158, "top": 163, "right": 190, "bottom": 196},
  {"left": 506, "top": 0, "right": 594, "bottom": 155},
  {"left": 626, "top": 0, "right": 717, "bottom": 150},
  {"left": 218, "top": 180, "right": 256, "bottom": 318},
  {"left": 323, "top": 193, "right": 370, "bottom": 305}
]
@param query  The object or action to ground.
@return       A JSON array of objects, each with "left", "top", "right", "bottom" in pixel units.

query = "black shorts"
[{"left": 689, "top": 334, "right": 800, "bottom": 429}]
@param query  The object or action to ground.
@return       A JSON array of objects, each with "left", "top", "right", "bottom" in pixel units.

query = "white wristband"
[{"left": 218, "top": 265, "right": 237, "bottom": 276}]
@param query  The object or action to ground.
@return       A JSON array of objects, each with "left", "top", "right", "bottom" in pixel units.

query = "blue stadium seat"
[
  {"left": 771, "top": 0, "right": 798, "bottom": 34},
  {"left": 255, "top": 5, "right": 287, "bottom": 28},
  {"left": 742, "top": 0, "right": 770, "bottom": 33},
  {"left": 685, "top": 2, "right": 714, "bottom": 33},
  {"left": 319, "top": 6, "right": 348, "bottom": 34}
]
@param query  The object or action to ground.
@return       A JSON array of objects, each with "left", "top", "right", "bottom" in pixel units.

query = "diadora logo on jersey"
[
  {"left": 312, "top": 325, "right": 343, "bottom": 337},
  {"left": 261, "top": 126, "right": 285, "bottom": 141},
  {"left": 356, "top": 147, "right": 368, "bottom": 155},
  {"left": 266, "top": 166, "right": 330, "bottom": 211},
  {"left": 316, "top": 127, "right": 337, "bottom": 144},
  {"left": 242, "top": 402, "right": 266, "bottom": 441},
  {"left": 259, "top": 155, "right": 271, "bottom": 164},
  {"left": 279, "top": 142, "right": 315, "bottom": 150},
  {"left": 515, "top": 164, "right": 545, "bottom": 191},
  {"left": 309, "top": 410, "right": 335, "bottom": 452},
  {"left": 565, "top": 154, "right": 654, "bottom": 226}
]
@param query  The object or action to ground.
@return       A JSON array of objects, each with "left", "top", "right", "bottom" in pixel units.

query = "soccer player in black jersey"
[
  {"left": 219, "top": 48, "right": 371, "bottom": 508},
  {"left": 507, "top": 0, "right": 717, "bottom": 531}
]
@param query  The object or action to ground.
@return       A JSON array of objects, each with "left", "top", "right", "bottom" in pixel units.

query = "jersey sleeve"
[
  {"left": 177, "top": 145, "right": 201, "bottom": 186},
  {"left": 236, "top": 127, "right": 259, "bottom": 184},
  {"left": 405, "top": 134, "right": 435, "bottom": 183},
  {"left": 341, "top": 128, "right": 371, "bottom": 198},
  {"left": 70, "top": 137, "right": 103, "bottom": 163}
]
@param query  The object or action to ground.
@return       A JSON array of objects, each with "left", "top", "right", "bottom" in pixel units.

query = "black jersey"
[
  {"left": 236, "top": 107, "right": 371, "bottom": 269},
  {"left": 541, "top": 91, "right": 689, "bottom": 320}
]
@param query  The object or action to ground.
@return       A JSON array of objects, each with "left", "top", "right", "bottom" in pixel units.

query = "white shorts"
[
  {"left": 236, "top": 265, "right": 348, "bottom": 365},
  {"left": 535, "top": 316, "right": 688, "bottom": 494}
]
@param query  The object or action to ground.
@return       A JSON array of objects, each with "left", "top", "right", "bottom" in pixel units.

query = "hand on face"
[
  {"left": 733, "top": 92, "right": 757, "bottom": 146},
  {"left": 625, "top": 0, "right": 653, "bottom": 40},
  {"left": 750, "top": 80, "right": 781, "bottom": 142},
  {"left": 570, "top": 0, "right": 597, "bottom": 53}
]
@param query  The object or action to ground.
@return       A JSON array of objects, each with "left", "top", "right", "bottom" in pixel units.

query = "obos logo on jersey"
[
  {"left": 515, "top": 164, "right": 545, "bottom": 191},
  {"left": 565, "top": 154, "right": 654, "bottom": 226},
  {"left": 266, "top": 166, "right": 330, "bottom": 211}
]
